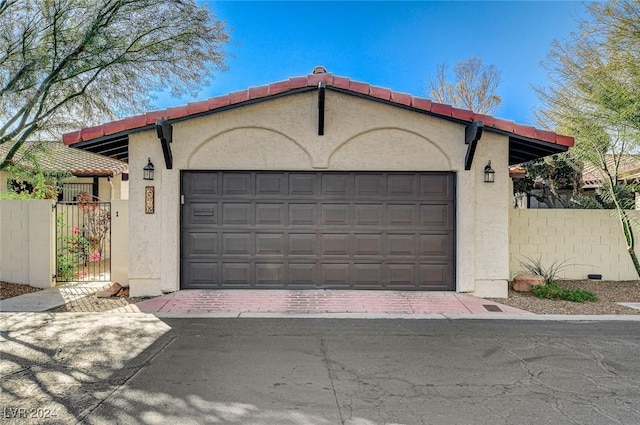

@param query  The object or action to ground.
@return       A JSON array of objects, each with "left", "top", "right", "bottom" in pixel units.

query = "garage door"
[{"left": 181, "top": 171, "right": 455, "bottom": 290}]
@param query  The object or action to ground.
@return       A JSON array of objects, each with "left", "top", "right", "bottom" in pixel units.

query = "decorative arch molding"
[
  {"left": 187, "top": 126, "right": 313, "bottom": 169},
  {"left": 328, "top": 127, "right": 452, "bottom": 170}
]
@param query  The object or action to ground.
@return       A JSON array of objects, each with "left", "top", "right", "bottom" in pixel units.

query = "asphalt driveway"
[{"left": 1, "top": 314, "right": 639, "bottom": 424}]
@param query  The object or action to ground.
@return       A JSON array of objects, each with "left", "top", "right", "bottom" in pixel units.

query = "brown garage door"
[{"left": 181, "top": 171, "right": 455, "bottom": 290}]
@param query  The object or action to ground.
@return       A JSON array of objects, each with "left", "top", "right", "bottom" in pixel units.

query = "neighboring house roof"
[
  {"left": 582, "top": 155, "right": 640, "bottom": 188},
  {"left": 63, "top": 69, "right": 574, "bottom": 164},
  {"left": 0, "top": 141, "right": 128, "bottom": 176}
]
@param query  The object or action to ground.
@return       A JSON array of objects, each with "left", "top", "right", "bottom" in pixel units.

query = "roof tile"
[
  {"left": 430, "top": 102, "right": 452, "bottom": 116},
  {"left": 227, "top": 89, "right": 250, "bottom": 104},
  {"left": 144, "top": 111, "right": 166, "bottom": 125},
  {"left": 165, "top": 105, "right": 190, "bottom": 119},
  {"left": 349, "top": 80, "right": 370, "bottom": 95},
  {"left": 269, "top": 80, "right": 291, "bottom": 95},
  {"left": 308, "top": 72, "right": 333, "bottom": 86},
  {"left": 555, "top": 134, "right": 575, "bottom": 147},
  {"left": 208, "top": 94, "right": 231, "bottom": 110},
  {"left": 390, "top": 91, "right": 412, "bottom": 106},
  {"left": 332, "top": 76, "right": 351, "bottom": 90},
  {"left": 187, "top": 100, "right": 211, "bottom": 115},
  {"left": 410, "top": 96, "right": 432, "bottom": 111},
  {"left": 289, "top": 76, "right": 308, "bottom": 89},
  {"left": 512, "top": 123, "right": 535, "bottom": 138},
  {"left": 534, "top": 128, "right": 557, "bottom": 144},
  {"left": 62, "top": 131, "right": 81, "bottom": 145},
  {"left": 249, "top": 85, "right": 270, "bottom": 99},
  {"left": 370, "top": 86, "right": 392, "bottom": 101},
  {"left": 80, "top": 125, "right": 105, "bottom": 140},
  {"left": 451, "top": 107, "right": 474, "bottom": 121}
]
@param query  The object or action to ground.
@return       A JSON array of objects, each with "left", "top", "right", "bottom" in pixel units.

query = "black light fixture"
[
  {"left": 143, "top": 157, "right": 155, "bottom": 181},
  {"left": 484, "top": 160, "right": 495, "bottom": 183}
]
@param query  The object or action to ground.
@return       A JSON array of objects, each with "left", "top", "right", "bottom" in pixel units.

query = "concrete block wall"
[
  {"left": 510, "top": 209, "right": 640, "bottom": 281},
  {"left": 0, "top": 200, "right": 56, "bottom": 288}
]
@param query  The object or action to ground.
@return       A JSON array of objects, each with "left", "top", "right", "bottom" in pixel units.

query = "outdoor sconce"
[
  {"left": 484, "top": 160, "right": 495, "bottom": 183},
  {"left": 143, "top": 158, "right": 155, "bottom": 181}
]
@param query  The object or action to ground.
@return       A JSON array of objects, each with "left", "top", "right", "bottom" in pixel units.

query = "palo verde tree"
[
  {"left": 0, "top": 0, "right": 229, "bottom": 170},
  {"left": 536, "top": 0, "right": 640, "bottom": 277},
  {"left": 427, "top": 57, "right": 502, "bottom": 114}
]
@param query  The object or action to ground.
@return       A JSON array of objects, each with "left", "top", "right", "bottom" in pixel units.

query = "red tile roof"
[
  {"left": 63, "top": 71, "right": 575, "bottom": 148},
  {"left": 0, "top": 141, "right": 128, "bottom": 176}
]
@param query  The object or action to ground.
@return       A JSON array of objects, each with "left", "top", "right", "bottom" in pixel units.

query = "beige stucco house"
[{"left": 63, "top": 68, "right": 573, "bottom": 297}]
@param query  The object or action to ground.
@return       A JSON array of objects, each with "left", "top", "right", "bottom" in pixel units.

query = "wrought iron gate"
[{"left": 55, "top": 200, "right": 111, "bottom": 282}]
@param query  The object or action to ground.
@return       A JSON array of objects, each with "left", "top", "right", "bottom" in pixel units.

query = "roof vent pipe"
[{"left": 312, "top": 66, "right": 327, "bottom": 74}]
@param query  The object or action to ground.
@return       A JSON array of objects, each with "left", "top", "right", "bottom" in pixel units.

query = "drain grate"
[{"left": 483, "top": 304, "right": 502, "bottom": 312}]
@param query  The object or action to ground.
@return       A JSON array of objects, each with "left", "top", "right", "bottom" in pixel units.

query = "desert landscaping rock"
[{"left": 512, "top": 273, "right": 545, "bottom": 292}]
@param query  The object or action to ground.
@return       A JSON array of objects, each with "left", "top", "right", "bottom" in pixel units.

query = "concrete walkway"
[{"left": 0, "top": 281, "right": 109, "bottom": 312}]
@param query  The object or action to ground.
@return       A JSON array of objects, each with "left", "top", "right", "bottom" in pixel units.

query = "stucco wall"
[
  {"left": 128, "top": 90, "right": 510, "bottom": 297},
  {"left": 0, "top": 200, "right": 55, "bottom": 288},
  {"left": 510, "top": 209, "right": 640, "bottom": 281}
]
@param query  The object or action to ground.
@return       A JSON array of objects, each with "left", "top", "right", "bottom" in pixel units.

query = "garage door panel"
[
  {"left": 387, "top": 234, "right": 416, "bottom": 256},
  {"left": 184, "top": 203, "right": 218, "bottom": 226},
  {"left": 181, "top": 172, "right": 455, "bottom": 290},
  {"left": 185, "top": 262, "right": 219, "bottom": 285},
  {"left": 255, "top": 263, "right": 285, "bottom": 286},
  {"left": 419, "top": 234, "right": 452, "bottom": 257},
  {"left": 387, "top": 264, "right": 416, "bottom": 286},
  {"left": 184, "top": 172, "right": 219, "bottom": 198},
  {"left": 354, "top": 234, "right": 383, "bottom": 256},
  {"left": 322, "top": 174, "right": 353, "bottom": 197},
  {"left": 289, "top": 263, "right": 317, "bottom": 285},
  {"left": 222, "top": 173, "right": 252, "bottom": 196},
  {"left": 420, "top": 204, "right": 453, "bottom": 228},
  {"left": 388, "top": 174, "right": 417, "bottom": 197},
  {"left": 420, "top": 174, "right": 453, "bottom": 199},
  {"left": 354, "top": 264, "right": 383, "bottom": 286},
  {"left": 321, "top": 234, "right": 351, "bottom": 256},
  {"left": 321, "top": 264, "right": 350, "bottom": 286},
  {"left": 183, "top": 232, "right": 219, "bottom": 257},
  {"left": 289, "top": 204, "right": 317, "bottom": 226},
  {"left": 222, "top": 203, "right": 252, "bottom": 226},
  {"left": 387, "top": 204, "right": 418, "bottom": 226},
  {"left": 289, "top": 234, "right": 317, "bottom": 255},
  {"left": 289, "top": 174, "right": 318, "bottom": 196},
  {"left": 222, "top": 233, "right": 253, "bottom": 256},
  {"left": 354, "top": 204, "right": 384, "bottom": 226},
  {"left": 222, "top": 263, "right": 252, "bottom": 285},
  {"left": 355, "top": 174, "right": 385, "bottom": 197},
  {"left": 322, "top": 204, "right": 351, "bottom": 226},
  {"left": 256, "top": 173, "right": 287, "bottom": 196},
  {"left": 256, "top": 203, "right": 287, "bottom": 226},
  {"left": 255, "top": 233, "right": 286, "bottom": 256}
]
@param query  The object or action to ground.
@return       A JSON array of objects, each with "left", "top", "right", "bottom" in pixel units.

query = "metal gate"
[{"left": 55, "top": 198, "right": 111, "bottom": 282}]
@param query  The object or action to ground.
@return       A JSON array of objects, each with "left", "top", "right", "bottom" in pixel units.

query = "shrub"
[
  {"left": 531, "top": 283, "right": 598, "bottom": 302},
  {"left": 519, "top": 256, "right": 569, "bottom": 284}
]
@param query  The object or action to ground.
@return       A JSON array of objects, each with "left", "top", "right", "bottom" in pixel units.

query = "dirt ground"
[{"left": 2, "top": 279, "right": 640, "bottom": 314}]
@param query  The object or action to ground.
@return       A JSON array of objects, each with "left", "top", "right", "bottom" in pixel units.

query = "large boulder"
[{"left": 512, "top": 273, "right": 545, "bottom": 292}]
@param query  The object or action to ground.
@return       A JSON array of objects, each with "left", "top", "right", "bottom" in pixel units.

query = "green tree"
[
  {"left": 536, "top": 0, "right": 640, "bottom": 277},
  {"left": 0, "top": 0, "right": 229, "bottom": 170},
  {"left": 427, "top": 57, "right": 502, "bottom": 114}
]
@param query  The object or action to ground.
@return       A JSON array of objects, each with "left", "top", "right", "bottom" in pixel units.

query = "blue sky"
[{"left": 156, "top": 1, "right": 586, "bottom": 127}]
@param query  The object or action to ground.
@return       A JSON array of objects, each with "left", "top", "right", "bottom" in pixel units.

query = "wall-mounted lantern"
[
  {"left": 484, "top": 160, "right": 495, "bottom": 183},
  {"left": 143, "top": 158, "right": 154, "bottom": 181}
]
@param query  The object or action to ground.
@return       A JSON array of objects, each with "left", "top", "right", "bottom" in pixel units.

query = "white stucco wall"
[{"left": 127, "top": 90, "right": 510, "bottom": 297}]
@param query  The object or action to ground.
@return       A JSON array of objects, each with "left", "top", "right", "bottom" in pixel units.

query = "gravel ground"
[
  {"left": 486, "top": 280, "right": 640, "bottom": 315},
  {"left": 2, "top": 279, "right": 640, "bottom": 314}
]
